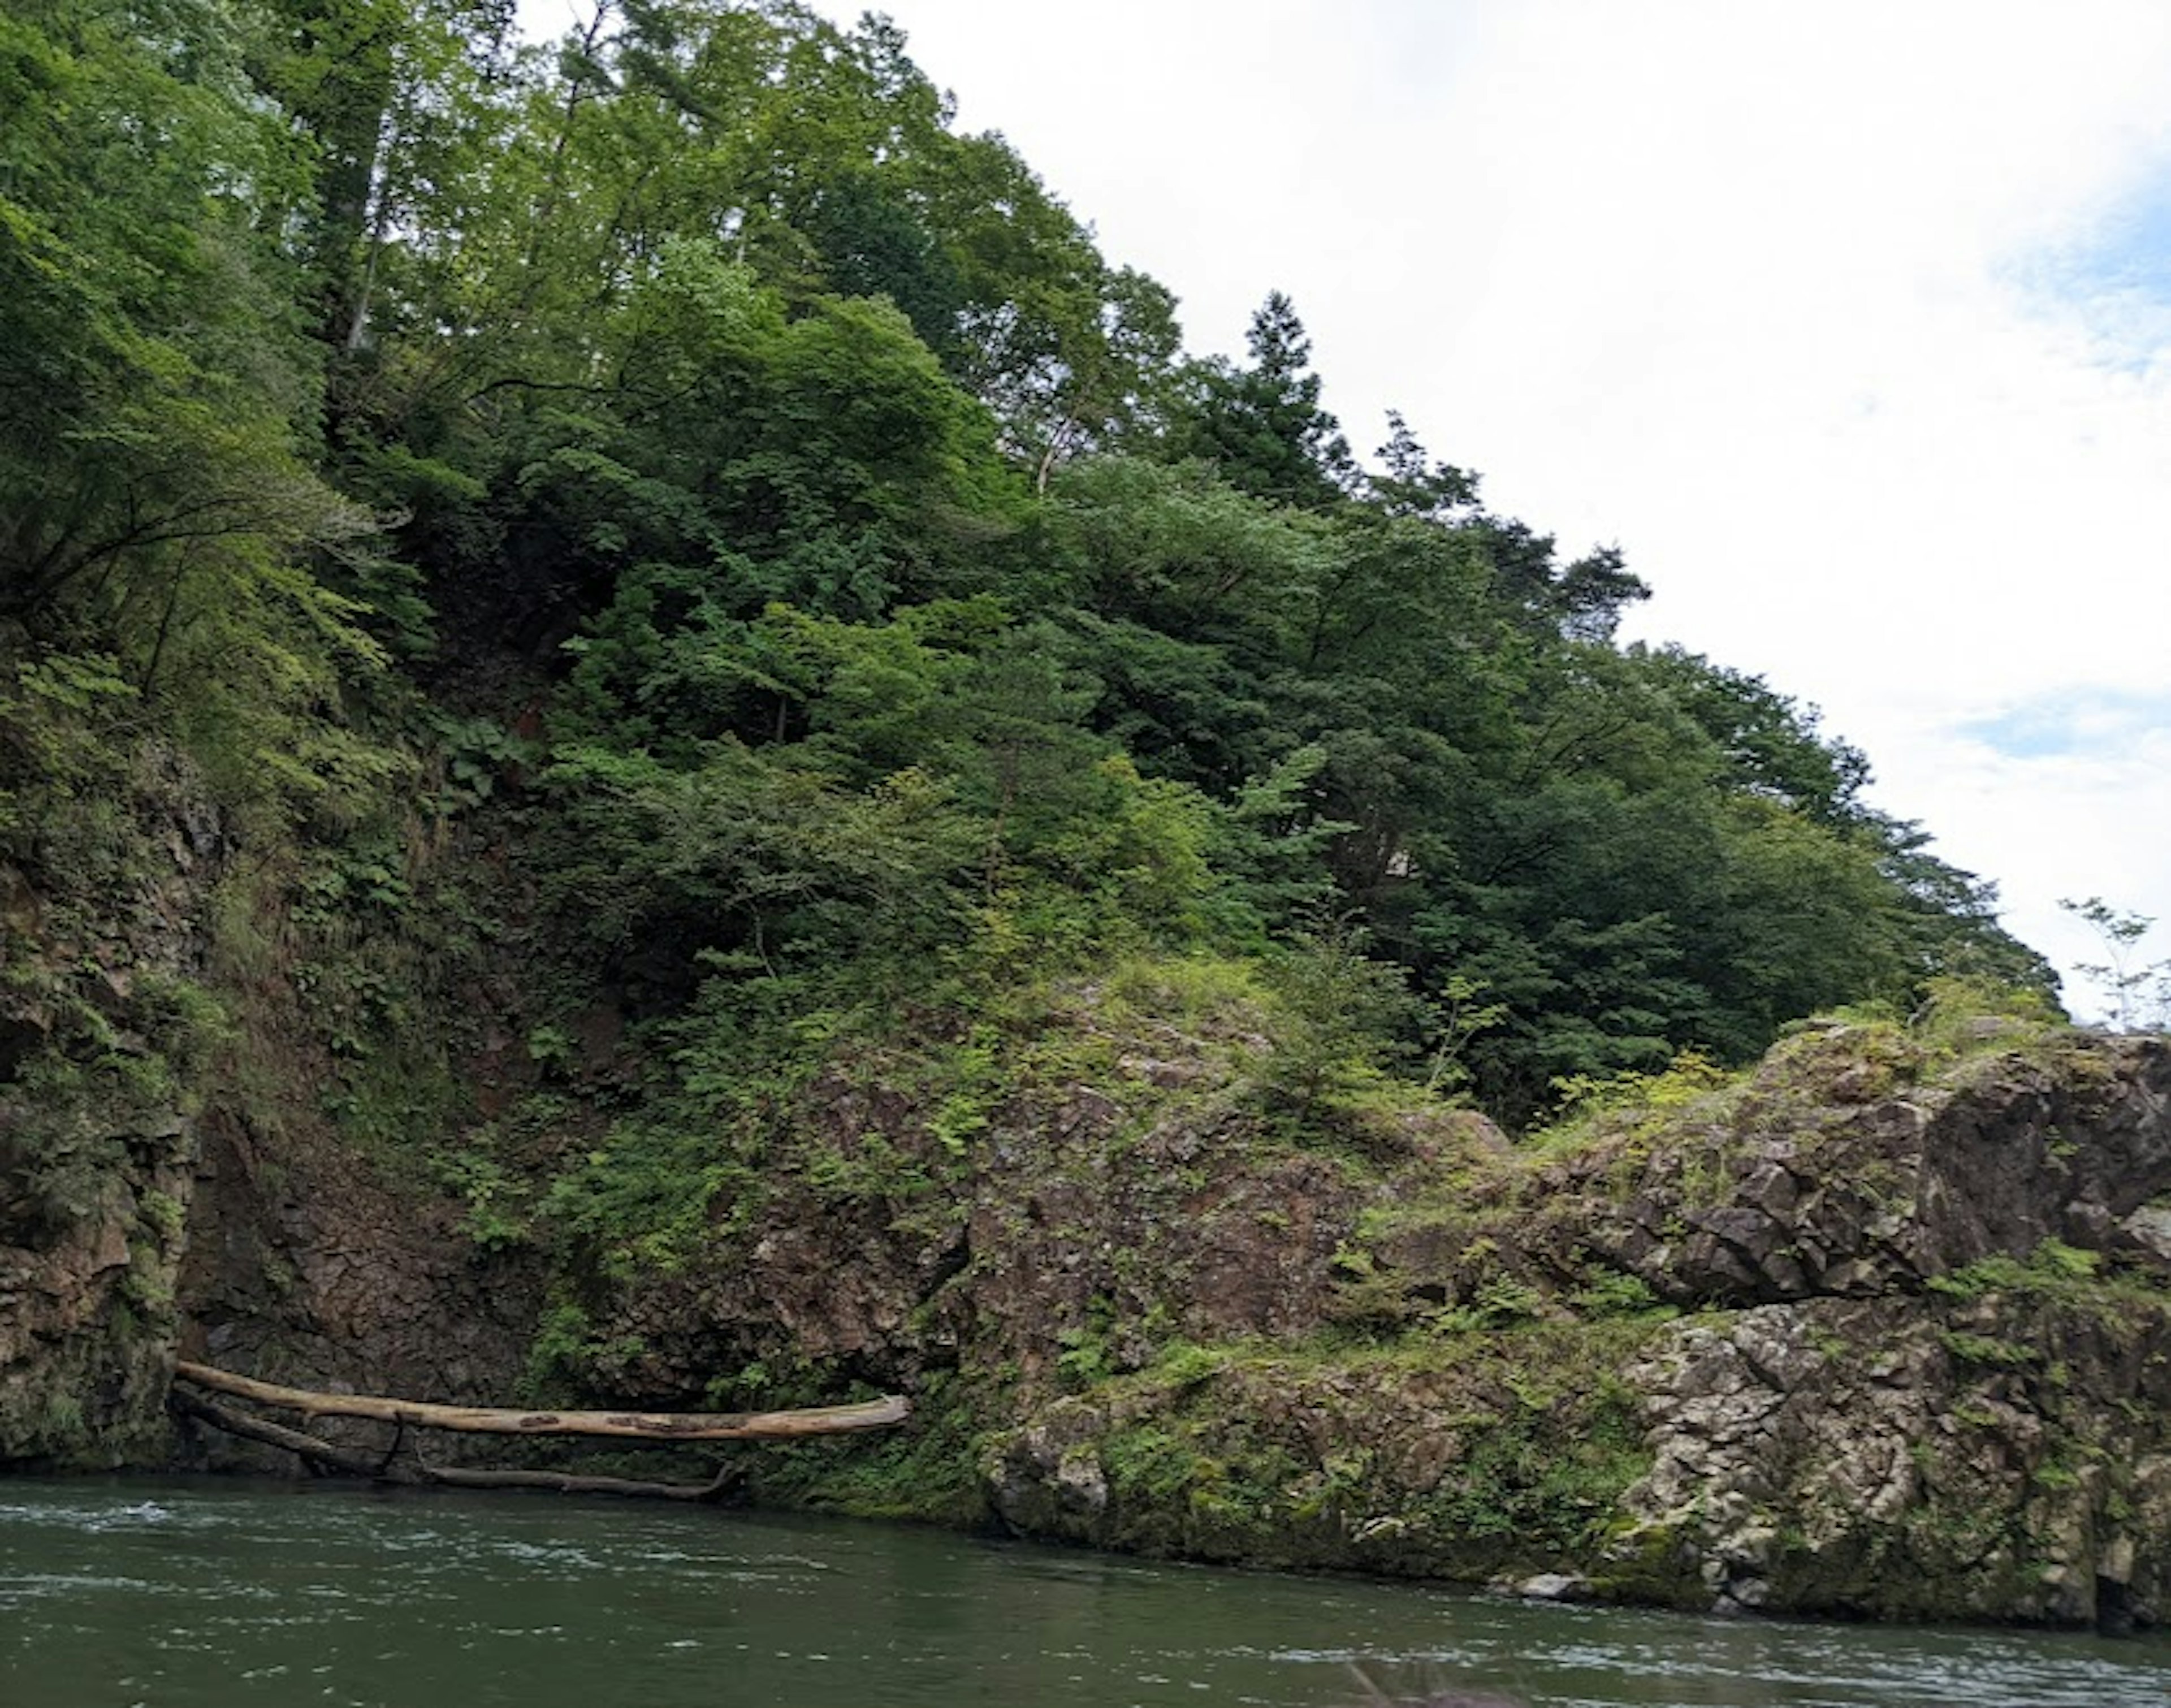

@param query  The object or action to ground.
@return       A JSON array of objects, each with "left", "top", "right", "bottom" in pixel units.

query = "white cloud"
[{"left": 1879, "top": 715, "right": 2171, "bottom": 1022}]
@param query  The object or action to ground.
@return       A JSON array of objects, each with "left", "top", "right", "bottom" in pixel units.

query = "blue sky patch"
[
  {"left": 1960, "top": 688, "right": 2171, "bottom": 759},
  {"left": 2007, "top": 162, "right": 2171, "bottom": 369}
]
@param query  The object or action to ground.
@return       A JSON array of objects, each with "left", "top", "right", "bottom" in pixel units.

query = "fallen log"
[
  {"left": 173, "top": 1360, "right": 910, "bottom": 1440},
  {"left": 170, "top": 1387, "right": 388, "bottom": 1479},
  {"left": 172, "top": 1388, "right": 747, "bottom": 1502},
  {"left": 413, "top": 1459, "right": 743, "bottom": 1503}
]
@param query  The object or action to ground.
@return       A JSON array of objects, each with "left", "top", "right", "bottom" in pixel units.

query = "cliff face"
[
  {"left": 521, "top": 1002, "right": 2171, "bottom": 1631},
  {"left": 0, "top": 1088, "right": 192, "bottom": 1467},
  {"left": 965, "top": 1028, "right": 2171, "bottom": 1631},
  {"left": 5, "top": 799, "right": 2168, "bottom": 1629},
  {"left": 0, "top": 755, "right": 220, "bottom": 1465},
  {"left": 1603, "top": 1034, "right": 2171, "bottom": 1628},
  {"left": 0, "top": 738, "right": 534, "bottom": 1469}
]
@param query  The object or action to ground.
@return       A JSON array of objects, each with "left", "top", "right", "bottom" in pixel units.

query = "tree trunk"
[
  {"left": 172, "top": 1361, "right": 910, "bottom": 1441},
  {"left": 171, "top": 1388, "right": 747, "bottom": 1501}
]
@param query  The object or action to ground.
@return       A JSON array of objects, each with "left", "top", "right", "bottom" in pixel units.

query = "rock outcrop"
[
  {"left": 1615, "top": 1292, "right": 2171, "bottom": 1627},
  {"left": 1585, "top": 1031, "right": 2171, "bottom": 1627},
  {"left": 0, "top": 754, "right": 222, "bottom": 1465},
  {"left": 952, "top": 1023, "right": 2171, "bottom": 1629}
]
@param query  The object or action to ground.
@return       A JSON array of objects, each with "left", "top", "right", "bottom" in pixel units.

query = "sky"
[{"left": 522, "top": 0, "right": 2171, "bottom": 1017}]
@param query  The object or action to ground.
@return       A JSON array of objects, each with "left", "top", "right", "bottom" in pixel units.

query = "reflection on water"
[{"left": 0, "top": 1478, "right": 2163, "bottom": 1708}]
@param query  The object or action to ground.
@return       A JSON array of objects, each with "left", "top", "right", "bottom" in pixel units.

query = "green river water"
[{"left": 0, "top": 1478, "right": 2164, "bottom": 1707}]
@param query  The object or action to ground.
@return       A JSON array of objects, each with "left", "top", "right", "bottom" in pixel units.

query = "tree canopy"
[{"left": 0, "top": 0, "right": 2056, "bottom": 1135}]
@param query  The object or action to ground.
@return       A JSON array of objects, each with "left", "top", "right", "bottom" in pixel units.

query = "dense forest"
[{"left": 2, "top": 0, "right": 2056, "bottom": 1222}]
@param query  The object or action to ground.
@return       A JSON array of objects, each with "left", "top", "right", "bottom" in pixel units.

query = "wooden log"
[
  {"left": 414, "top": 1460, "right": 745, "bottom": 1503},
  {"left": 173, "top": 1387, "right": 749, "bottom": 1502},
  {"left": 169, "top": 1387, "right": 392, "bottom": 1480},
  {"left": 172, "top": 1360, "right": 909, "bottom": 1441}
]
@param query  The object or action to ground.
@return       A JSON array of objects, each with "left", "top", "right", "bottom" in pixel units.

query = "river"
[{"left": 0, "top": 1478, "right": 2164, "bottom": 1707}]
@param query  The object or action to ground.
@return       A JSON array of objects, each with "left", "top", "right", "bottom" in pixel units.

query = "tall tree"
[
  {"left": 1178, "top": 292, "right": 1356, "bottom": 508},
  {"left": 0, "top": 0, "right": 367, "bottom": 632}
]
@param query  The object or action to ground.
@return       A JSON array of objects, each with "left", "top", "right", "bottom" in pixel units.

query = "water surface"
[{"left": 0, "top": 1478, "right": 2164, "bottom": 1707}]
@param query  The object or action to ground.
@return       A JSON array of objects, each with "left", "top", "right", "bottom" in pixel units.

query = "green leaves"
[
  {"left": 1, "top": 2, "right": 335, "bottom": 608},
  {"left": 1174, "top": 292, "right": 1356, "bottom": 509},
  {"left": 2, "top": 0, "right": 2059, "bottom": 1194},
  {"left": 544, "top": 735, "right": 983, "bottom": 978},
  {"left": 0, "top": 1, "right": 401, "bottom": 827}
]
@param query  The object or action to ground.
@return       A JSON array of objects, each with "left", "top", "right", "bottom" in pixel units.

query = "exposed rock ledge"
[{"left": 963, "top": 1026, "right": 2171, "bottom": 1629}]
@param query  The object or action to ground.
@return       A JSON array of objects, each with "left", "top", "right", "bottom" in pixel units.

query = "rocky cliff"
[
  {"left": 0, "top": 750, "right": 219, "bottom": 1465},
  {"left": 5, "top": 810, "right": 2168, "bottom": 1629},
  {"left": 512, "top": 993, "right": 2171, "bottom": 1632},
  {"left": 0, "top": 738, "right": 533, "bottom": 1470}
]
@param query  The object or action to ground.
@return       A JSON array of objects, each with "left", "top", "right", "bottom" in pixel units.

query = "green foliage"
[
  {"left": 0, "top": 650, "right": 135, "bottom": 841},
  {"left": 1055, "top": 1322, "right": 1117, "bottom": 1391},
  {"left": 4, "top": 0, "right": 2079, "bottom": 1416},
  {"left": 1098, "top": 951, "right": 1269, "bottom": 1031},
  {"left": 6, "top": 0, "right": 2052, "bottom": 1123},
  {"left": 1928, "top": 1240, "right": 2104, "bottom": 1303},
  {"left": 0, "top": 2, "right": 384, "bottom": 783},
  {"left": 137, "top": 1188, "right": 185, "bottom": 1243},
  {"left": 1544, "top": 1048, "right": 1736, "bottom": 1134},
  {"left": 1152, "top": 1340, "right": 1230, "bottom": 1389},
  {"left": 430, "top": 1143, "right": 533, "bottom": 1252},
  {"left": 1256, "top": 920, "right": 1426, "bottom": 1123},
  {"left": 538, "top": 1110, "right": 764, "bottom": 1278},
  {"left": 1421, "top": 1370, "right": 1650, "bottom": 1546},
  {"left": 799, "top": 1129, "right": 936, "bottom": 1202},
  {"left": 1903, "top": 974, "right": 2065, "bottom": 1059},
  {"left": 734, "top": 1367, "right": 991, "bottom": 1523},
  {"left": 1565, "top": 1269, "right": 1671, "bottom": 1321},
  {"left": 1174, "top": 292, "right": 1356, "bottom": 508},
  {"left": 57, "top": 0, "right": 2055, "bottom": 1147},
  {"left": 1430, "top": 1274, "right": 1548, "bottom": 1335},
  {"left": 523, "top": 1298, "right": 600, "bottom": 1399},
  {"left": 926, "top": 1028, "right": 1000, "bottom": 1157},
  {"left": 1939, "top": 1330, "right": 2037, "bottom": 1369}
]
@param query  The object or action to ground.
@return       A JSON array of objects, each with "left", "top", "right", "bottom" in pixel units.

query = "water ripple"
[{"left": 1, "top": 1481, "right": 2166, "bottom": 1708}]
